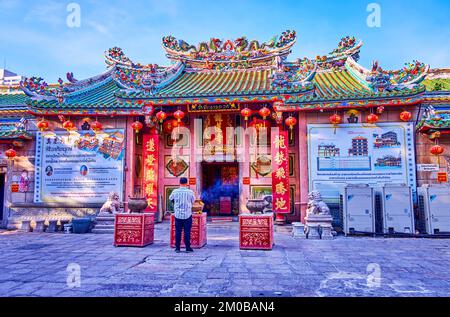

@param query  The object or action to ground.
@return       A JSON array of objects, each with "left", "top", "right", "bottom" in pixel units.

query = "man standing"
[{"left": 169, "top": 177, "right": 195, "bottom": 253}]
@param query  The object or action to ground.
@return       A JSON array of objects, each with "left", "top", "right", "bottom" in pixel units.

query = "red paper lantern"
[
  {"left": 258, "top": 107, "right": 271, "bottom": 120},
  {"left": 240, "top": 108, "right": 252, "bottom": 121},
  {"left": 430, "top": 145, "right": 445, "bottom": 156},
  {"left": 163, "top": 119, "right": 185, "bottom": 134},
  {"left": 173, "top": 110, "right": 185, "bottom": 122},
  {"left": 5, "top": 148, "right": 16, "bottom": 160},
  {"left": 37, "top": 120, "right": 49, "bottom": 132},
  {"left": 249, "top": 118, "right": 270, "bottom": 131},
  {"left": 62, "top": 120, "right": 75, "bottom": 131},
  {"left": 329, "top": 114, "right": 342, "bottom": 125},
  {"left": 400, "top": 111, "right": 412, "bottom": 122},
  {"left": 285, "top": 116, "right": 297, "bottom": 130},
  {"left": 131, "top": 121, "right": 143, "bottom": 133},
  {"left": 156, "top": 111, "right": 167, "bottom": 123},
  {"left": 366, "top": 114, "right": 379, "bottom": 124},
  {"left": 91, "top": 121, "right": 103, "bottom": 132},
  {"left": 376, "top": 106, "right": 385, "bottom": 114}
]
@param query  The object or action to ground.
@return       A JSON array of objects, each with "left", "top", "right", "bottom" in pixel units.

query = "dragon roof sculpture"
[
  {"left": 162, "top": 30, "right": 297, "bottom": 70},
  {"left": 315, "top": 36, "right": 363, "bottom": 70},
  {"left": 346, "top": 57, "right": 429, "bottom": 92},
  {"left": 105, "top": 47, "right": 185, "bottom": 93}
]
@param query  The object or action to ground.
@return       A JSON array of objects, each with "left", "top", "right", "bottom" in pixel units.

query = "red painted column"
[
  {"left": 298, "top": 112, "right": 309, "bottom": 223},
  {"left": 124, "top": 117, "right": 136, "bottom": 212}
]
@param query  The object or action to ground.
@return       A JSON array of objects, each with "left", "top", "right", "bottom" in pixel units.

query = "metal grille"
[{"left": 374, "top": 193, "right": 383, "bottom": 234}]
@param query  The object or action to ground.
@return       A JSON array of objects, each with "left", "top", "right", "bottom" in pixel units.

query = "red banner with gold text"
[
  {"left": 271, "top": 130, "right": 290, "bottom": 214},
  {"left": 142, "top": 134, "right": 159, "bottom": 213}
]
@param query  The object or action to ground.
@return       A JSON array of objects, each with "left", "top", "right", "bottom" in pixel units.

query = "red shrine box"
[
  {"left": 239, "top": 214, "right": 274, "bottom": 250},
  {"left": 170, "top": 213, "right": 207, "bottom": 249},
  {"left": 114, "top": 213, "right": 155, "bottom": 247}
]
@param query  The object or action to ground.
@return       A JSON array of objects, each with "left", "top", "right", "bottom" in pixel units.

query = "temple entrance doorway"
[{"left": 201, "top": 162, "right": 239, "bottom": 217}]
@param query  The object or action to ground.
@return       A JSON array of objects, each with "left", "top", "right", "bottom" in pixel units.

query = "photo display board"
[
  {"left": 307, "top": 123, "right": 416, "bottom": 201},
  {"left": 34, "top": 129, "right": 125, "bottom": 203}
]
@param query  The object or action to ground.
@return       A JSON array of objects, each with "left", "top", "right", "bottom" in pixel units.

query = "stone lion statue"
[
  {"left": 99, "top": 192, "right": 124, "bottom": 214},
  {"left": 306, "top": 191, "right": 330, "bottom": 216}
]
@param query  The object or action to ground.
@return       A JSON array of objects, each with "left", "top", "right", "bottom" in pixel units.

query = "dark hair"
[{"left": 180, "top": 177, "right": 188, "bottom": 185}]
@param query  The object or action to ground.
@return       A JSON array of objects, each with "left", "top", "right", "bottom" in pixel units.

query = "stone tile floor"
[{"left": 0, "top": 222, "right": 449, "bottom": 297}]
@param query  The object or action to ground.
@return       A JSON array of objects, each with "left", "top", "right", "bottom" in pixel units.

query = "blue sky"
[{"left": 0, "top": 0, "right": 449, "bottom": 81}]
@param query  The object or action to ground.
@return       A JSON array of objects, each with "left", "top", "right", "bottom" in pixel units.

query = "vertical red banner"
[
  {"left": 142, "top": 134, "right": 159, "bottom": 213},
  {"left": 271, "top": 130, "right": 290, "bottom": 214}
]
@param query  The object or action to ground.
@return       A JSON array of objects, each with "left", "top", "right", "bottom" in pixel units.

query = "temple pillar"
[
  {"left": 124, "top": 117, "right": 136, "bottom": 212},
  {"left": 298, "top": 111, "right": 309, "bottom": 223}
]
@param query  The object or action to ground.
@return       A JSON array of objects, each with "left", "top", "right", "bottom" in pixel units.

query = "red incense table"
[
  {"left": 114, "top": 213, "right": 155, "bottom": 247},
  {"left": 170, "top": 213, "right": 207, "bottom": 249},
  {"left": 239, "top": 214, "right": 274, "bottom": 250}
]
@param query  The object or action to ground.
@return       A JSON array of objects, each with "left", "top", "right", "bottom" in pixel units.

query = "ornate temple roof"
[
  {"left": 4, "top": 31, "right": 445, "bottom": 115},
  {"left": 0, "top": 87, "right": 28, "bottom": 116}
]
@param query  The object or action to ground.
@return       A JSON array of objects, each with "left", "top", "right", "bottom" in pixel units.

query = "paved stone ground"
[{"left": 1, "top": 222, "right": 450, "bottom": 297}]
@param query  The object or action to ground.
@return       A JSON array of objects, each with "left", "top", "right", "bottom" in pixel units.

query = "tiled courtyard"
[{"left": 1, "top": 222, "right": 449, "bottom": 297}]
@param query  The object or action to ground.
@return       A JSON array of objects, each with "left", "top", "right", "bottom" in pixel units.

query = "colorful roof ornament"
[
  {"left": 162, "top": 30, "right": 297, "bottom": 70},
  {"left": 346, "top": 57, "right": 429, "bottom": 92},
  {"left": 316, "top": 36, "right": 363, "bottom": 70},
  {"left": 105, "top": 47, "right": 185, "bottom": 94},
  {"left": 271, "top": 57, "right": 317, "bottom": 89}
]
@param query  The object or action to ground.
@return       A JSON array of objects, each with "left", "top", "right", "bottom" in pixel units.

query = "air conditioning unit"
[
  {"left": 381, "top": 184, "right": 414, "bottom": 234},
  {"left": 342, "top": 184, "right": 375, "bottom": 235},
  {"left": 418, "top": 184, "right": 450, "bottom": 234}
]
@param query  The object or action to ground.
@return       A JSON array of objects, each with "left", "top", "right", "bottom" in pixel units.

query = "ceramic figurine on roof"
[
  {"left": 271, "top": 57, "right": 316, "bottom": 89},
  {"left": 367, "top": 62, "right": 395, "bottom": 92}
]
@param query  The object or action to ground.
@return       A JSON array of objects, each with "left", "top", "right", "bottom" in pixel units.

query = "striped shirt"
[{"left": 169, "top": 187, "right": 195, "bottom": 219}]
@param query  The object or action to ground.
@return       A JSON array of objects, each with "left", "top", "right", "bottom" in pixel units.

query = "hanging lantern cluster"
[
  {"left": 37, "top": 119, "right": 49, "bottom": 132},
  {"left": 62, "top": 120, "right": 75, "bottom": 131},
  {"left": 400, "top": 111, "right": 412, "bottom": 122},
  {"left": 366, "top": 113, "right": 379, "bottom": 124},
  {"left": 163, "top": 119, "right": 185, "bottom": 134},
  {"left": 131, "top": 120, "right": 143, "bottom": 133},
  {"left": 5, "top": 148, "right": 16, "bottom": 160},
  {"left": 91, "top": 121, "right": 103, "bottom": 133},
  {"left": 329, "top": 114, "right": 342, "bottom": 125}
]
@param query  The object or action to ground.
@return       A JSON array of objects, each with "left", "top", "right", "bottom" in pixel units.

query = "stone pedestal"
[
  {"left": 305, "top": 215, "right": 334, "bottom": 240},
  {"left": 20, "top": 220, "right": 31, "bottom": 232},
  {"left": 114, "top": 213, "right": 155, "bottom": 247},
  {"left": 92, "top": 212, "right": 115, "bottom": 234},
  {"left": 292, "top": 222, "right": 306, "bottom": 239},
  {"left": 170, "top": 213, "right": 207, "bottom": 249},
  {"left": 239, "top": 213, "right": 274, "bottom": 250},
  {"left": 46, "top": 220, "right": 58, "bottom": 233},
  {"left": 34, "top": 220, "right": 45, "bottom": 233}
]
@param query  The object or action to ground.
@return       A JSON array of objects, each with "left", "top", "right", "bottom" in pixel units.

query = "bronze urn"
[{"left": 128, "top": 196, "right": 148, "bottom": 213}]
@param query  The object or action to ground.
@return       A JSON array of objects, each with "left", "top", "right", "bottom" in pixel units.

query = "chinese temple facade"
[{"left": 0, "top": 31, "right": 449, "bottom": 229}]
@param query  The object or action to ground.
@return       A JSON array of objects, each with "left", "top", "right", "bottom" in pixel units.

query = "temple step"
[
  {"left": 91, "top": 213, "right": 116, "bottom": 234},
  {"left": 92, "top": 228, "right": 114, "bottom": 234}
]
